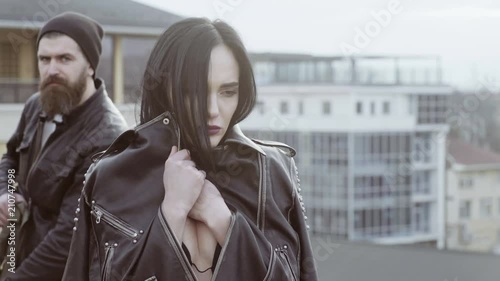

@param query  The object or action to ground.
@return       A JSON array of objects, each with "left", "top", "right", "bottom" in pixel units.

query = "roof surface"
[
  {"left": 448, "top": 138, "right": 500, "bottom": 166},
  {"left": 0, "top": 0, "right": 182, "bottom": 29}
]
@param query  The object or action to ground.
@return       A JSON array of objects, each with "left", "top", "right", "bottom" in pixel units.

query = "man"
[{"left": 0, "top": 12, "right": 128, "bottom": 280}]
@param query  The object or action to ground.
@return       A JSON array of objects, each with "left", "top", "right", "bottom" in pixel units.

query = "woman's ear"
[{"left": 88, "top": 65, "right": 95, "bottom": 77}]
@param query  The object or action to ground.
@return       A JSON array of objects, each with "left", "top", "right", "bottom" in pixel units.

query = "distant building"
[
  {"left": 445, "top": 138, "right": 500, "bottom": 253},
  {"left": 0, "top": 0, "right": 182, "bottom": 104},
  {"left": 241, "top": 54, "right": 453, "bottom": 248}
]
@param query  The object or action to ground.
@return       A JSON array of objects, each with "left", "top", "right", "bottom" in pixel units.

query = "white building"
[
  {"left": 446, "top": 138, "right": 500, "bottom": 253},
  {"left": 241, "top": 54, "right": 453, "bottom": 248}
]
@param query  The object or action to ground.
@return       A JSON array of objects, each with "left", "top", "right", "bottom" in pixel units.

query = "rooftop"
[
  {"left": 314, "top": 238, "right": 500, "bottom": 281},
  {"left": 448, "top": 138, "right": 500, "bottom": 170},
  {"left": 0, "top": 0, "right": 182, "bottom": 35}
]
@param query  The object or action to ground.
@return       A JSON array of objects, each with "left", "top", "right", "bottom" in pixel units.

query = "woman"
[{"left": 63, "top": 18, "right": 317, "bottom": 281}]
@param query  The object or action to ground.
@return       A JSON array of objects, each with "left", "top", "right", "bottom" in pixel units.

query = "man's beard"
[{"left": 39, "top": 69, "right": 87, "bottom": 119}]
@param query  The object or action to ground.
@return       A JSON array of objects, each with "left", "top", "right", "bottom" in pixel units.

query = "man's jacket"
[
  {"left": 63, "top": 112, "right": 318, "bottom": 281},
  {"left": 0, "top": 79, "right": 128, "bottom": 280}
]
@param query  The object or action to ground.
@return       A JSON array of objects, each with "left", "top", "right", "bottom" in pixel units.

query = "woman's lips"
[{"left": 208, "top": 126, "right": 221, "bottom": 136}]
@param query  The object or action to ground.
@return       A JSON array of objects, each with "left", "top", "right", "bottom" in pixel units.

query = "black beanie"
[{"left": 37, "top": 12, "right": 104, "bottom": 76}]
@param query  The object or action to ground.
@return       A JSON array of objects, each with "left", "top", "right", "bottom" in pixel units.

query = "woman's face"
[{"left": 207, "top": 44, "right": 239, "bottom": 148}]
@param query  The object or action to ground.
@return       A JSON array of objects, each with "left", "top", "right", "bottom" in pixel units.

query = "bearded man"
[{"left": 0, "top": 12, "right": 128, "bottom": 280}]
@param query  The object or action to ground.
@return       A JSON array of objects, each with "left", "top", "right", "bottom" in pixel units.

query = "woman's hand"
[
  {"left": 161, "top": 146, "right": 206, "bottom": 241},
  {"left": 188, "top": 180, "right": 231, "bottom": 244}
]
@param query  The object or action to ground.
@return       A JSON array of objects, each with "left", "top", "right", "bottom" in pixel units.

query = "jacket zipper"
[
  {"left": 278, "top": 246, "right": 298, "bottom": 281},
  {"left": 91, "top": 203, "right": 140, "bottom": 240},
  {"left": 262, "top": 245, "right": 277, "bottom": 281},
  {"left": 256, "top": 153, "right": 266, "bottom": 231},
  {"left": 102, "top": 242, "right": 116, "bottom": 281},
  {"left": 157, "top": 209, "right": 196, "bottom": 281},
  {"left": 212, "top": 155, "right": 264, "bottom": 280},
  {"left": 210, "top": 214, "right": 236, "bottom": 281},
  {"left": 23, "top": 120, "right": 46, "bottom": 206}
]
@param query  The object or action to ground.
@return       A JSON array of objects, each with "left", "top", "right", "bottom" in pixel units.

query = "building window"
[
  {"left": 298, "top": 101, "right": 304, "bottom": 115},
  {"left": 256, "top": 101, "right": 265, "bottom": 114},
  {"left": 323, "top": 101, "right": 331, "bottom": 115},
  {"left": 280, "top": 101, "right": 289, "bottom": 114},
  {"left": 459, "top": 200, "right": 471, "bottom": 219},
  {"left": 356, "top": 102, "right": 363, "bottom": 115},
  {"left": 0, "top": 42, "right": 19, "bottom": 78},
  {"left": 370, "top": 101, "right": 375, "bottom": 115},
  {"left": 459, "top": 177, "right": 474, "bottom": 189},
  {"left": 383, "top": 101, "right": 391, "bottom": 114},
  {"left": 480, "top": 198, "right": 492, "bottom": 218}
]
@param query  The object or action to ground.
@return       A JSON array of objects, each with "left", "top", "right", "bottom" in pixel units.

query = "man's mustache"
[{"left": 41, "top": 76, "right": 68, "bottom": 90}]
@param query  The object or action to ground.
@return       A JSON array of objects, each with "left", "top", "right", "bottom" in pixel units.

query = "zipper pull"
[{"left": 95, "top": 208, "right": 103, "bottom": 224}]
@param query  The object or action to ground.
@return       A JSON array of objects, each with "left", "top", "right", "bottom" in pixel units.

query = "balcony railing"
[{"left": 0, "top": 80, "right": 39, "bottom": 103}]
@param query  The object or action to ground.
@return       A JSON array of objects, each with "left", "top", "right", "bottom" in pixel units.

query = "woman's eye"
[{"left": 221, "top": 90, "right": 237, "bottom": 97}]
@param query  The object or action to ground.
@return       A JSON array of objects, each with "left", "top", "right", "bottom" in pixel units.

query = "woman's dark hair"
[{"left": 140, "top": 18, "right": 256, "bottom": 169}]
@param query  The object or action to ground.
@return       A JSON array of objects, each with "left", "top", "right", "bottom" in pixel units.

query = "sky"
[{"left": 134, "top": 0, "right": 500, "bottom": 91}]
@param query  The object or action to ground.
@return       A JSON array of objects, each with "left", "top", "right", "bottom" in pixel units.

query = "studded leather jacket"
[{"left": 63, "top": 112, "right": 318, "bottom": 281}]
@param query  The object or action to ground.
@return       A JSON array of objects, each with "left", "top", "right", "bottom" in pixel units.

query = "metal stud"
[
  {"left": 75, "top": 208, "right": 80, "bottom": 213},
  {"left": 163, "top": 118, "right": 170, "bottom": 125},
  {"left": 91, "top": 200, "right": 96, "bottom": 204},
  {"left": 105, "top": 242, "right": 109, "bottom": 247},
  {"left": 139, "top": 230, "right": 144, "bottom": 234},
  {"left": 133, "top": 240, "right": 137, "bottom": 244},
  {"left": 74, "top": 218, "right": 78, "bottom": 222},
  {"left": 283, "top": 245, "right": 288, "bottom": 249},
  {"left": 73, "top": 226, "right": 77, "bottom": 231},
  {"left": 113, "top": 243, "right": 118, "bottom": 247},
  {"left": 133, "top": 233, "right": 138, "bottom": 238}
]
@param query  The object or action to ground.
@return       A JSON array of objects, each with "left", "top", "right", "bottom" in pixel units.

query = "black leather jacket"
[
  {"left": 63, "top": 112, "right": 318, "bottom": 281},
  {"left": 0, "top": 79, "right": 128, "bottom": 280}
]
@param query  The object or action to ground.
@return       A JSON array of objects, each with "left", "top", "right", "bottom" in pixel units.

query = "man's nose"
[{"left": 47, "top": 60, "right": 60, "bottom": 76}]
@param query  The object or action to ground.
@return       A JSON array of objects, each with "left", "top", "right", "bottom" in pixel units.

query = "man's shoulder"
[
  {"left": 19, "top": 92, "right": 42, "bottom": 120},
  {"left": 24, "top": 92, "right": 41, "bottom": 109}
]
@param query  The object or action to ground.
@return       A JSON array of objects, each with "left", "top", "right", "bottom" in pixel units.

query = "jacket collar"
[{"left": 223, "top": 124, "right": 266, "bottom": 155}]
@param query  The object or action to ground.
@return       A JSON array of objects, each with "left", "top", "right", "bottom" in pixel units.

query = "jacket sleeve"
[
  {"left": 4, "top": 157, "right": 93, "bottom": 281},
  {"left": 0, "top": 105, "right": 26, "bottom": 195}
]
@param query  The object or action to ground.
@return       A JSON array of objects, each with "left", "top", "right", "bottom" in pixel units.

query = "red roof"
[{"left": 448, "top": 138, "right": 500, "bottom": 166}]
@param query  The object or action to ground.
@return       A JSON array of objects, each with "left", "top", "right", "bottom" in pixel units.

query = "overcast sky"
[{"left": 135, "top": 0, "right": 500, "bottom": 91}]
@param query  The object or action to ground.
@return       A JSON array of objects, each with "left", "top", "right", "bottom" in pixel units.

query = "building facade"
[
  {"left": 241, "top": 54, "right": 452, "bottom": 248},
  {"left": 446, "top": 138, "right": 500, "bottom": 253}
]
